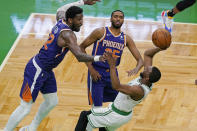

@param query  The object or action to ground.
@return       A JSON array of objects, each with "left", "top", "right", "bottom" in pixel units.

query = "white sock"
[
  {"left": 4, "top": 100, "right": 32, "bottom": 131},
  {"left": 29, "top": 93, "right": 58, "bottom": 131}
]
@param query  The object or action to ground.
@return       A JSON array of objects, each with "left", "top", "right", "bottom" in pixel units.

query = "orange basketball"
[{"left": 152, "top": 28, "right": 172, "bottom": 49}]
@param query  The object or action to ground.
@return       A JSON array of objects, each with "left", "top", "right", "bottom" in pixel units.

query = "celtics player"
[{"left": 75, "top": 46, "right": 164, "bottom": 131}]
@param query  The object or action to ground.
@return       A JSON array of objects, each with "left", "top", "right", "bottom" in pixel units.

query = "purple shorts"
[
  {"left": 87, "top": 66, "right": 118, "bottom": 106},
  {"left": 20, "top": 57, "right": 57, "bottom": 102}
]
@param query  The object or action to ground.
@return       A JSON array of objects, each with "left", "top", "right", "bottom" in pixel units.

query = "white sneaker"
[
  {"left": 19, "top": 126, "right": 29, "bottom": 131},
  {"left": 161, "top": 10, "right": 173, "bottom": 33}
]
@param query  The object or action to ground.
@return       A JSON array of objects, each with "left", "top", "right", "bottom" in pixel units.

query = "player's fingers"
[
  {"left": 97, "top": 73, "right": 102, "bottom": 80},
  {"left": 126, "top": 71, "right": 131, "bottom": 76},
  {"left": 93, "top": 76, "right": 98, "bottom": 82},
  {"left": 130, "top": 71, "right": 137, "bottom": 76},
  {"left": 126, "top": 70, "right": 136, "bottom": 76}
]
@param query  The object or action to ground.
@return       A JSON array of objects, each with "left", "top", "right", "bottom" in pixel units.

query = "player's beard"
[
  {"left": 71, "top": 24, "right": 81, "bottom": 32},
  {"left": 73, "top": 26, "right": 80, "bottom": 32},
  {"left": 112, "top": 21, "right": 122, "bottom": 29}
]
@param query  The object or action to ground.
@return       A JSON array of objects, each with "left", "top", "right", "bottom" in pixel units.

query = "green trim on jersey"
[{"left": 111, "top": 103, "right": 132, "bottom": 116}]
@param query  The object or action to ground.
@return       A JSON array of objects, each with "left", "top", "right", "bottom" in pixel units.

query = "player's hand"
[
  {"left": 99, "top": 55, "right": 106, "bottom": 62},
  {"left": 89, "top": 68, "right": 102, "bottom": 82},
  {"left": 83, "top": 0, "right": 101, "bottom": 5},
  {"left": 126, "top": 68, "right": 138, "bottom": 76},
  {"left": 103, "top": 52, "right": 117, "bottom": 67}
]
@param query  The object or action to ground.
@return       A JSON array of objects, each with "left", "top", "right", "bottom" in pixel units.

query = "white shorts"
[{"left": 87, "top": 103, "right": 133, "bottom": 131}]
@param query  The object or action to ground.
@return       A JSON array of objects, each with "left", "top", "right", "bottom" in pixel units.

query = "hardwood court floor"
[{"left": 0, "top": 13, "right": 197, "bottom": 131}]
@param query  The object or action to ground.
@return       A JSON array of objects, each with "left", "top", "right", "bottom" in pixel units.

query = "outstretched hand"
[
  {"left": 126, "top": 68, "right": 139, "bottom": 76},
  {"left": 103, "top": 52, "right": 117, "bottom": 67},
  {"left": 83, "top": 0, "right": 101, "bottom": 5}
]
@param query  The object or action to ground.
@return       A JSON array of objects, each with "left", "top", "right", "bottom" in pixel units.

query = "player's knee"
[
  {"left": 43, "top": 93, "right": 58, "bottom": 108},
  {"left": 20, "top": 100, "right": 32, "bottom": 115},
  {"left": 52, "top": 97, "right": 58, "bottom": 107},
  {"left": 47, "top": 96, "right": 58, "bottom": 108},
  {"left": 23, "top": 107, "right": 31, "bottom": 115}
]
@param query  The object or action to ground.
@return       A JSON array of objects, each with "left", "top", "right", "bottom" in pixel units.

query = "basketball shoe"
[{"left": 161, "top": 10, "right": 174, "bottom": 33}]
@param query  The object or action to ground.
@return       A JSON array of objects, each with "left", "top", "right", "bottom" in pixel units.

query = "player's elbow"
[{"left": 79, "top": 45, "right": 86, "bottom": 52}]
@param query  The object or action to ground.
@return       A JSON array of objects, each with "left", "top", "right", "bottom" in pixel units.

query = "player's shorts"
[
  {"left": 19, "top": 56, "right": 57, "bottom": 102},
  {"left": 87, "top": 103, "right": 132, "bottom": 131},
  {"left": 87, "top": 66, "right": 118, "bottom": 106}
]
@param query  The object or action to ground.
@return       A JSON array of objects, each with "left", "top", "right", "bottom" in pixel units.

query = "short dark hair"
[
  {"left": 66, "top": 6, "right": 83, "bottom": 21},
  {"left": 111, "top": 10, "right": 124, "bottom": 17},
  {"left": 149, "top": 66, "right": 161, "bottom": 83}
]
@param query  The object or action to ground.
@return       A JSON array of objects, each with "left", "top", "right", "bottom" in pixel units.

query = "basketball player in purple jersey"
[
  {"left": 4, "top": 0, "right": 102, "bottom": 131},
  {"left": 80, "top": 10, "right": 143, "bottom": 109}
]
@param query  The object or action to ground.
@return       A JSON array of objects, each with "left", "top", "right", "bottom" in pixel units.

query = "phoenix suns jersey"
[
  {"left": 91, "top": 27, "right": 126, "bottom": 69},
  {"left": 36, "top": 19, "right": 70, "bottom": 70}
]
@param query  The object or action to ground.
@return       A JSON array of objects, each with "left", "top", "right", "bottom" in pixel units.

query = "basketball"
[{"left": 152, "top": 28, "right": 172, "bottom": 49}]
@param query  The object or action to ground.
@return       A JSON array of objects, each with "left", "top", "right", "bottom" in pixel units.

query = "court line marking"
[
  {"left": 1, "top": 13, "right": 197, "bottom": 72},
  {"left": 0, "top": 13, "right": 35, "bottom": 72},
  {"left": 25, "top": 32, "right": 197, "bottom": 46},
  {"left": 32, "top": 13, "right": 197, "bottom": 25}
]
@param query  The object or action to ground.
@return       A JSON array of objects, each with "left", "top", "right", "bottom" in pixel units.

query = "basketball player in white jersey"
[{"left": 75, "top": 46, "right": 164, "bottom": 131}]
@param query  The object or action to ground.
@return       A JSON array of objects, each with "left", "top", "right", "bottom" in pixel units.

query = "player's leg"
[
  {"left": 4, "top": 100, "right": 33, "bottom": 131},
  {"left": 99, "top": 127, "right": 107, "bottom": 131},
  {"left": 162, "top": 0, "right": 196, "bottom": 33},
  {"left": 103, "top": 71, "right": 118, "bottom": 103},
  {"left": 87, "top": 71, "right": 105, "bottom": 107},
  {"left": 24, "top": 92, "right": 58, "bottom": 131},
  {"left": 4, "top": 57, "right": 43, "bottom": 131},
  {"left": 86, "top": 107, "right": 116, "bottom": 131},
  {"left": 172, "top": 0, "right": 196, "bottom": 15},
  {"left": 28, "top": 71, "right": 58, "bottom": 131},
  {"left": 87, "top": 103, "right": 133, "bottom": 131},
  {"left": 75, "top": 110, "right": 92, "bottom": 131}
]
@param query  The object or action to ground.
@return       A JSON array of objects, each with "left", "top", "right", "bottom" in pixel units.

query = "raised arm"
[
  {"left": 104, "top": 52, "right": 144, "bottom": 101},
  {"left": 58, "top": 30, "right": 102, "bottom": 62},
  {"left": 126, "top": 34, "right": 143, "bottom": 76},
  {"left": 144, "top": 47, "right": 161, "bottom": 67},
  {"left": 56, "top": 0, "right": 100, "bottom": 21},
  {"left": 80, "top": 27, "right": 104, "bottom": 53}
]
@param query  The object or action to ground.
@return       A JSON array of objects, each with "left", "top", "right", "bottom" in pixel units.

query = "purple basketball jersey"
[
  {"left": 91, "top": 27, "right": 126, "bottom": 69},
  {"left": 37, "top": 19, "right": 70, "bottom": 70}
]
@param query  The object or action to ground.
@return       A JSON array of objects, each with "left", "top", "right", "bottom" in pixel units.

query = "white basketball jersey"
[{"left": 113, "top": 77, "right": 153, "bottom": 112}]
